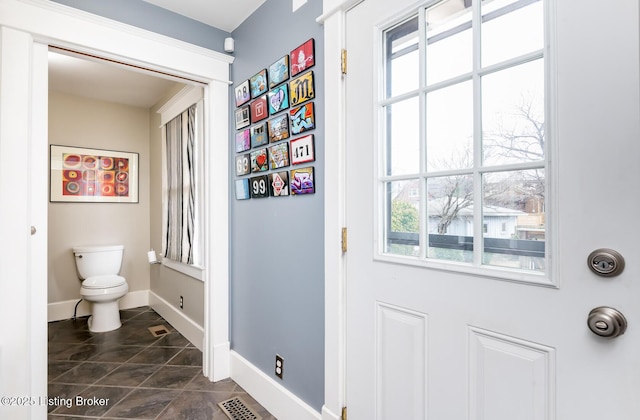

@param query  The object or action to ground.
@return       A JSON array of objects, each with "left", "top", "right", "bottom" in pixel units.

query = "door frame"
[
  {"left": 0, "top": 0, "right": 232, "bottom": 416},
  {"left": 319, "top": 1, "right": 363, "bottom": 419}
]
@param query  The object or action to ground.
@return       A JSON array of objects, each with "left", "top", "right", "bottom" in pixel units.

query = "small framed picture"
[
  {"left": 235, "top": 129, "right": 251, "bottom": 152},
  {"left": 250, "top": 148, "right": 269, "bottom": 173},
  {"left": 290, "top": 134, "right": 315, "bottom": 165},
  {"left": 249, "top": 175, "right": 270, "bottom": 198},
  {"left": 250, "top": 123, "right": 268, "bottom": 148},
  {"left": 235, "top": 153, "right": 251, "bottom": 176},
  {"left": 269, "top": 55, "right": 290, "bottom": 88},
  {"left": 268, "top": 84, "right": 289, "bottom": 115},
  {"left": 289, "top": 70, "right": 315, "bottom": 107},
  {"left": 235, "top": 178, "right": 251, "bottom": 200},
  {"left": 234, "top": 80, "right": 251, "bottom": 107},
  {"left": 235, "top": 106, "right": 250, "bottom": 130},
  {"left": 250, "top": 69, "right": 268, "bottom": 98},
  {"left": 269, "top": 142, "right": 290, "bottom": 169},
  {"left": 269, "top": 171, "right": 290, "bottom": 197},
  {"left": 289, "top": 102, "right": 315, "bottom": 135},
  {"left": 250, "top": 95, "right": 269, "bottom": 123},
  {"left": 291, "top": 38, "right": 315, "bottom": 77},
  {"left": 268, "top": 114, "right": 290, "bottom": 143},
  {"left": 290, "top": 166, "right": 315, "bottom": 195}
]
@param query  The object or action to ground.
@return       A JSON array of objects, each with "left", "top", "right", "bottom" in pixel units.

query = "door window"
[{"left": 382, "top": 0, "right": 547, "bottom": 278}]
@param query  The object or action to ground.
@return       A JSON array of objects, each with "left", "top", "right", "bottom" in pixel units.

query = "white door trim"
[{"left": 0, "top": 2, "right": 232, "bottom": 417}]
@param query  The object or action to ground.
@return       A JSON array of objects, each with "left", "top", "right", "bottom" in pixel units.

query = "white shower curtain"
[{"left": 162, "top": 104, "right": 196, "bottom": 264}]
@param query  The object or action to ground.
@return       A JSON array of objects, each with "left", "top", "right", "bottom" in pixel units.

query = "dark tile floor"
[{"left": 48, "top": 306, "right": 275, "bottom": 419}]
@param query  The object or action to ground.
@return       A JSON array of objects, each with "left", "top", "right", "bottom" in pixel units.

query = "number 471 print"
[{"left": 290, "top": 134, "right": 315, "bottom": 165}]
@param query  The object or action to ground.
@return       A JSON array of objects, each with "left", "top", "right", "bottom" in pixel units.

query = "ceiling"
[
  {"left": 142, "top": 0, "right": 266, "bottom": 33},
  {"left": 49, "top": 0, "right": 266, "bottom": 108}
]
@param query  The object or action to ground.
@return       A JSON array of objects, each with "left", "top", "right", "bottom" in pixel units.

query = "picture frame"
[
  {"left": 268, "top": 114, "right": 290, "bottom": 143},
  {"left": 50, "top": 145, "right": 139, "bottom": 203},
  {"left": 290, "top": 38, "right": 315, "bottom": 77},
  {"left": 235, "top": 153, "right": 251, "bottom": 176},
  {"left": 289, "top": 70, "right": 315, "bottom": 107},
  {"left": 235, "top": 178, "right": 251, "bottom": 200},
  {"left": 250, "top": 123, "right": 268, "bottom": 148},
  {"left": 250, "top": 69, "right": 268, "bottom": 98},
  {"left": 235, "top": 106, "right": 251, "bottom": 130},
  {"left": 250, "top": 95, "right": 269, "bottom": 123},
  {"left": 269, "top": 55, "right": 290, "bottom": 88},
  {"left": 249, "top": 175, "right": 270, "bottom": 198},
  {"left": 269, "top": 171, "right": 290, "bottom": 197},
  {"left": 268, "top": 142, "right": 290, "bottom": 169},
  {"left": 268, "top": 84, "right": 289, "bottom": 115},
  {"left": 290, "top": 166, "right": 315, "bottom": 195},
  {"left": 250, "top": 148, "right": 269, "bottom": 173},
  {"left": 290, "top": 134, "right": 315, "bottom": 165},
  {"left": 234, "top": 80, "right": 251, "bottom": 107},
  {"left": 289, "top": 102, "right": 315, "bottom": 135},
  {"left": 235, "top": 129, "right": 251, "bottom": 152}
]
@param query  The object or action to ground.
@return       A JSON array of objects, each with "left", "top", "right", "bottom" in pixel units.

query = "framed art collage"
[{"left": 233, "top": 38, "right": 317, "bottom": 200}]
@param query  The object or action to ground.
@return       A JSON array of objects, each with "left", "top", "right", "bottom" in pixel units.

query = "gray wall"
[
  {"left": 50, "top": 0, "right": 230, "bottom": 51},
  {"left": 230, "top": 0, "right": 325, "bottom": 411}
]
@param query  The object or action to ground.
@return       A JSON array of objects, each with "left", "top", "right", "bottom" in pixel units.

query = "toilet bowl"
[{"left": 73, "top": 245, "right": 129, "bottom": 333}]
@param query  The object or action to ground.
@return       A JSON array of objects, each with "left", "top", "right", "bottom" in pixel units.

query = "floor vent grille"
[
  {"left": 147, "top": 325, "right": 170, "bottom": 337},
  {"left": 218, "top": 396, "right": 262, "bottom": 420}
]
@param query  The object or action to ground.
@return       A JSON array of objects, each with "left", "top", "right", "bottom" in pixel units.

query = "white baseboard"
[
  {"left": 47, "top": 290, "right": 149, "bottom": 322},
  {"left": 149, "top": 290, "right": 204, "bottom": 351},
  {"left": 230, "top": 350, "right": 322, "bottom": 420},
  {"left": 322, "top": 406, "right": 341, "bottom": 420}
]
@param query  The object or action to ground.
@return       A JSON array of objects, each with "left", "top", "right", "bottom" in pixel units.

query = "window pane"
[
  {"left": 427, "top": 175, "right": 473, "bottom": 262},
  {"left": 483, "top": 169, "right": 545, "bottom": 272},
  {"left": 482, "top": 59, "right": 544, "bottom": 166},
  {"left": 481, "top": 0, "right": 543, "bottom": 67},
  {"left": 386, "top": 17, "right": 419, "bottom": 98},
  {"left": 385, "top": 97, "right": 420, "bottom": 176},
  {"left": 386, "top": 180, "right": 420, "bottom": 257},
  {"left": 426, "top": 0, "right": 472, "bottom": 85},
  {"left": 426, "top": 80, "right": 473, "bottom": 171}
]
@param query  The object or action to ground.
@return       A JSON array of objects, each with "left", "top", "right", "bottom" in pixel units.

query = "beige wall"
[
  {"left": 48, "top": 91, "right": 152, "bottom": 303},
  {"left": 48, "top": 89, "right": 205, "bottom": 327}
]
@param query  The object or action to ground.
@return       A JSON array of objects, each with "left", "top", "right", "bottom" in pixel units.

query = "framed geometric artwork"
[
  {"left": 269, "top": 171, "right": 290, "bottom": 197},
  {"left": 269, "top": 55, "right": 290, "bottom": 88},
  {"left": 250, "top": 148, "right": 269, "bottom": 173},
  {"left": 290, "top": 38, "right": 315, "bottom": 77},
  {"left": 235, "top": 80, "right": 251, "bottom": 107},
  {"left": 268, "top": 84, "right": 289, "bottom": 115},
  {"left": 235, "top": 153, "right": 251, "bottom": 176},
  {"left": 289, "top": 102, "right": 315, "bottom": 135},
  {"left": 249, "top": 175, "right": 270, "bottom": 198},
  {"left": 50, "top": 145, "right": 139, "bottom": 203},
  {"left": 250, "top": 69, "right": 268, "bottom": 98},
  {"left": 250, "top": 95, "right": 269, "bottom": 123},
  {"left": 251, "top": 123, "right": 268, "bottom": 148},
  {"left": 235, "top": 178, "right": 251, "bottom": 200},
  {"left": 290, "top": 166, "right": 315, "bottom": 195},
  {"left": 290, "top": 134, "right": 315, "bottom": 165},
  {"left": 289, "top": 70, "right": 315, "bottom": 107},
  {"left": 235, "top": 106, "right": 250, "bottom": 130},
  {"left": 235, "top": 129, "right": 251, "bottom": 152},
  {"left": 268, "top": 114, "right": 290, "bottom": 143},
  {"left": 268, "top": 142, "right": 290, "bottom": 169}
]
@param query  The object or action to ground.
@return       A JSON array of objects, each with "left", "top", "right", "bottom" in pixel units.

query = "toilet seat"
[{"left": 82, "top": 275, "right": 126, "bottom": 289}]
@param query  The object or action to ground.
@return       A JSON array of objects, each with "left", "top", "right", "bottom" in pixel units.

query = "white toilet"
[{"left": 72, "top": 245, "right": 129, "bottom": 332}]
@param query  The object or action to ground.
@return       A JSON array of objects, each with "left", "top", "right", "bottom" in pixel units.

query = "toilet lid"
[{"left": 82, "top": 275, "right": 126, "bottom": 289}]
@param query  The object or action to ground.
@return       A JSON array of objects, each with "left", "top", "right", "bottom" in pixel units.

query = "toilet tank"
[{"left": 72, "top": 245, "right": 124, "bottom": 279}]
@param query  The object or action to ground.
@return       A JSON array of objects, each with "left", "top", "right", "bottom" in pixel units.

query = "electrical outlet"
[
  {"left": 179, "top": 296, "right": 183, "bottom": 309},
  {"left": 275, "top": 355, "right": 284, "bottom": 379}
]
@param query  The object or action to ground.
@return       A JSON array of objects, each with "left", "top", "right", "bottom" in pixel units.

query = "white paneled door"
[{"left": 344, "top": 0, "right": 640, "bottom": 419}]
